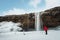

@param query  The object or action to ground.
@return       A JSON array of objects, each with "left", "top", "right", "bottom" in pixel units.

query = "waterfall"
[{"left": 35, "top": 12, "right": 41, "bottom": 31}]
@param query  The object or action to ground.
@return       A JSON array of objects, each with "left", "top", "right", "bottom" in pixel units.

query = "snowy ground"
[
  {"left": 0, "top": 21, "right": 22, "bottom": 33},
  {"left": 0, "top": 21, "right": 60, "bottom": 40},
  {"left": 0, "top": 30, "right": 60, "bottom": 40}
]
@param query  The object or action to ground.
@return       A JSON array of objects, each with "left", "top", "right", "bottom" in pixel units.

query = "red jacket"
[{"left": 43, "top": 25, "right": 48, "bottom": 31}]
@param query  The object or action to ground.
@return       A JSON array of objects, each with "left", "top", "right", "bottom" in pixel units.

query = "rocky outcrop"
[
  {"left": 0, "top": 6, "right": 60, "bottom": 30},
  {"left": 0, "top": 13, "right": 35, "bottom": 31},
  {"left": 41, "top": 6, "right": 60, "bottom": 28}
]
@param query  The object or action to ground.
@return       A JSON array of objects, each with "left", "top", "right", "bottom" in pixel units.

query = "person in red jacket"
[{"left": 43, "top": 25, "right": 48, "bottom": 35}]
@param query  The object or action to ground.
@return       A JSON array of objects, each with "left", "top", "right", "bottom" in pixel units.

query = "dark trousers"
[{"left": 45, "top": 30, "right": 47, "bottom": 35}]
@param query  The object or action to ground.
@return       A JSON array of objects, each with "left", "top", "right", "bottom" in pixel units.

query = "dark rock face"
[
  {"left": 0, "top": 13, "right": 35, "bottom": 31},
  {"left": 41, "top": 6, "right": 60, "bottom": 28},
  {"left": 0, "top": 6, "right": 60, "bottom": 30}
]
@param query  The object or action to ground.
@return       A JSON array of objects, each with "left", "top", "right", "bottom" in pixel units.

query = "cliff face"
[
  {"left": 0, "top": 13, "right": 35, "bottom": 31},
  {"left": 41, "top": 6, "right": 60, "bottom": 28},
  {"left": 0, "top": 6, "right": 60, "bottom": 30}
]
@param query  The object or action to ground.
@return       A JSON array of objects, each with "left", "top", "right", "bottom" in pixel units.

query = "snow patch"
[{"left": 0, "top": 21, "right": 22, "bottom": 33}]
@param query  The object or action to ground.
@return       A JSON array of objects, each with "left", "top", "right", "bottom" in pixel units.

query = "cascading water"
[{"left": 35, "top": 12, "right": 41, "bottom": 31}]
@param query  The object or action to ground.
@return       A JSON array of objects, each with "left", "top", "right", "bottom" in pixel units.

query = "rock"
[
  {"left": 41, "top": 6, "right": 60, "bottom": 28},
  {"left": 0, "top": 13, "right": 35, "bottom": 31}
]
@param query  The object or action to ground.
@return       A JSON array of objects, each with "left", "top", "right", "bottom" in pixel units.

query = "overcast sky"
[{"left": 0, "top": 0, "right": 60, "bottom": 16}]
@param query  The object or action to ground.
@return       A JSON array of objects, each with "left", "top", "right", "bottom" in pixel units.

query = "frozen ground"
[
  {"left": 0, "top": 21, "right": 60, "bottom": 40},
  {"left": 0, "top": 30, "right": 60, "bottom": 40},
  {"left": 0, "top": 21, "right": 22, "bottom": 33}
]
